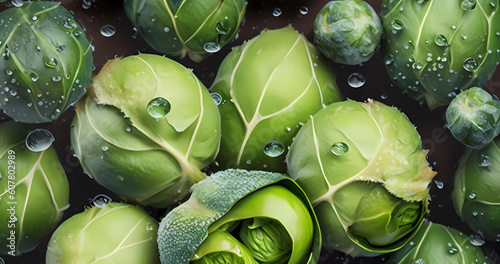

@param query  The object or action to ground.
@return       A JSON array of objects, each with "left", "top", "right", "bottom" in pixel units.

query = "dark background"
[{"left": 0, "top": 0, "right": 499, "bottom": 263}]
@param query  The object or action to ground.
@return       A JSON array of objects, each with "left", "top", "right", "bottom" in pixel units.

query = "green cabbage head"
[
  {"left": 287, "top": 99, "right": 436, "bottom": 257},
  {"left": 381, "top": 0, "right": 500, "bottom": 109}
]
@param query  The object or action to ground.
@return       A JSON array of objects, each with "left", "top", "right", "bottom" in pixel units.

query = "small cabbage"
[
  {"left": 0, "top": 121, "right": 69, "bottom": 255},
  {"left": 287, "top": 99, "right": 436, "bottom": 257},
  {"left": 452, "top": 137, "right": 500, "bottom": 242},
  {"left": 446, "top": 87, "right": 500, "bottom": 149},
  {"left": 124, "top": 0, "right": 247, "bottom": 62},
  {"left": 46, "top": 202, "right": 160, "bottom": 263},
  {"left": 313, "top": 0, "right": 383, "bottom": 65},
  {"left": 211, "top": 26, "right": 343, "bottom": 172},
  {"left": 0, "top": 1, "right": 92, "bottom": 123},
  {"left": 381, "top": 0, "right": 500, "bottom": 109},
  {"left": 71, "top": 54, "right": 221, "bottom": 208},
  {"left": 387, "top": 221, "right": 489, "bottom": 263},
  {"left": 157, "top": 169, "right": 321, "bottom": 264}
]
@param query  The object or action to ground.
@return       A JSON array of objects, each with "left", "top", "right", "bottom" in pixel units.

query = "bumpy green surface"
[
  {"left": 381, "top": 0, "right": 500, "bottom": 109},
  {"left": 287, "top": 100, "right": 436, "bottom": 257},
  {"left": 0, "top": 1, "right": 92, "bottom": 123},
  {"left": 71, "top": 54, "right": 221, "bottom": 208},
  {"left": 314, "top": 0, "right": 383, "bottom": 65},
  {"left": 0, "top": 121, "right": 69, "bottom": 255}
]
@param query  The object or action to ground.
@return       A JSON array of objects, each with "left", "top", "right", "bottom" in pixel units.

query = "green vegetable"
[
  {"left": 0, "top": 121, "right": 69, "bottom": 255},
  {"left": 46, "top": 202, "right": 160, "bottom": 263},
  {"left": 211, "top": 26, "right": 343, "bottom": 172},
  {"left": 157, "top": 169, "right": 321, "bottom": 264},
  {"left": 446, "top": 87, "right": 500, "bottom": 149},
  {"left": 70, "top": 54, "right": 221, "bottom": 208},
  {"left": 287, "top": 99, "right": 436, "bottom": 257},
  {"left": 0, "top": 1, "right": 92, "bottom": 123},
  {"left": 313, "top": 0, "right": 383, "bottom": 65},
  {"left": 452, "top": 137, "right": 500, "bottom": 242},
  {"left": 381, "top": 0, "right": 500, "bottom": 109},
  {"left": 124, "top": 0, "right": 247, "bottom": 62},
  {"left": 387, "top": 221, "right": 489, "bottom": 264}
]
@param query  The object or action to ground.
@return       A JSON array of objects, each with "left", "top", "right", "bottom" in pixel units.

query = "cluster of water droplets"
[{"left": 203, "top": 20, "right": 231, "bottom": 54}]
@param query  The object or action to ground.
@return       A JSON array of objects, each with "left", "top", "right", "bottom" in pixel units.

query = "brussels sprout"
[
  {"left": 157, "top": 169, "right": 321, "bottom": 264},
  {"left": 124, "top": 0, "right": 247, "bottom": 62},
  {"left": 0, "top": 121, "right": 69, "bottom": 255},
  {"left": 211, "top": 26, "right": 343, "bottom": 172},
  {"left": 452, "top": 137, "right": 500, "bottom": 242},
  {"left": 313, "top": 0, "right": 383, "bottom": 65},
  {"left": 287, "top": 99, "right": 436, "bottom": 257},
  {"left": 381, "top": 0, "right": 500, "bottom": 109},
  {"left": 387, "top": 221, "right": 489, "bottom": 263},
  {"left": 446, "top": 87, "right": 500, "bottom": 149},
  {"left": 46, "top": 202, "right": 160, "bottom": 263},
  {"left": 0, "top": 2, "right": 92, "bottom": 123},
  {"left": 70, "top": 54, "right": 221, "bottom": 208}
]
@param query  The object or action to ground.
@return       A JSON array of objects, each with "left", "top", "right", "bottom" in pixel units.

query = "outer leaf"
[
  {"left": 0, "top": 1, "right": 92, "bottom": 123},
  {"left": 381, "top": 0, "right": 500, "bottom": 109},
  {"left": 46, "top": 202, "right": 160, "bottom": 264},
  {"left": 0, "top": 121, "right": 69, "bottom": 255},
  {"left": 123, "top": 0, "right": 247, "bottom": 62},
  {"left": 71, "top": 54, "right": 221, "bottom": 208},
  {"left": 211, "top": 26, "right": 343, "bottom": 172}
]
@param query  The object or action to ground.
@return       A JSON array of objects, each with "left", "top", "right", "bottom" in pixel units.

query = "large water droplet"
[
  {"left": 91, "top": 194, "right": 112, "bottom": 208},
  {"left": 468, "top": 190, "right": 477, "bottom": 199},
  {"left": 263, "top": 141, "right": 285, "bottom": 157},
  {"left": 348, "top": 73, "right": 366, "bottom": 88},
  {"left": 391, "top": 20, "right": 404, "bottom": 31},
  {"left": 30, "top": 72, "right": 39, "bottom": 82},
  {"left": 272, "top": 7, "right": 282, "bottom": 17},
  {"left": 216, "top": 20, "right": 230, "bottom": 35},
  {"left": 384, "top": 54, "right": 395, "bottom": 65},
  {"left": 45, "top": 58, "right": 58, "bottom": 68},
  {"left": 299, "top": 6, "right": 309, "bottom": 15},
  {"left": 100, "top": 25, "right": 116, "bottom": 37},
  {"left": 478, "top": 154, "right": 490, "bottom": 167},
  {"left": 463, "top": 57, "right": 478, "bottom": 72},
  {"left": 203, "top": 42, "right": 220, "bottom": 53},
  {"left": 11, "top": 0, "right": 23, "bottom": 7},
  {"left": 469, "top": 234, "right": 485, "bottom": 246},
  {"left": 331, "top": 142, "right": 349, "bottom": 155},
  {"left": 211, "top": 92, "right": 222, "bottom": 105},
  {"left": 462, "top": 0, "right": 476, "bottom": 10},
  {"left": 147, "top": 97, "right": 171, "bottom": 118},
  {"left": 25, "top": 129, "right": 55, "bottom": 152},
  {"left": 434, "top": 35, "right": 448, "bottom": 46}
]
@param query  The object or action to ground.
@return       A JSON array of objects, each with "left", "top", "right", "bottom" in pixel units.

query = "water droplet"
[
  {"left": 55, "top": 44, "right": 66, "bottom": 53},
  {"left": 9, "top": 90, "right": 16, "bottom": 96},
  {"left": 31, "top": 16, "right": 37, "bottom": 21},
  {"left": 448, "top": 248, "right": 458, "bottom": 254},
  {"left": 45, "top": 58, "right": 58, "bottom": 68},
  {"left": 348, "top": 73, "right": 366, "bottom": 88},
  {"left": 147, "top": 97, "right": 171, "bottom": 118},
  {"left": 462, "top": 0, "right": 476, "bottom": 10},
  {"left": 468, "top": 190, "right": 477, "bottom": 199},
  {"left": 472, "top": 211, "right": 478, "bottom": 216},
  {"left": 469, "top": 234, "right": 485, "bottom": 246},
  {"left": 101, "top": 146, "right": 109, "bottom": 151},
  {"left": 331, "top": 142, "right": 349, "bottom": 156},
  {"left": 146, "top": 225, "right": 154, "bottom": 231},
  {"left": 272, "top": 7, "right": 282, "bottom": 17},
  {"left": 299, "top": 6, "right": 309, "bottom": 15},
  {"left": 433, "top": 180, "right": 444, "bottom": 189},
  {"left": 391, "top": 20, "right": 404, "bottom": 31},
  {"left": 463, "top": 57, "right": 478, "bottom": 72},
  {"left": 203, "top": 42, "right": 220, "bottom": 53},
  {"left": 384, "top": 54, "right": 395, "bottom": 65},
  {"left": 82, "top": 0, "right": 91, "bottom": 9},
  {"left": 263, "top": 141, "right": 285, "bottom": 157},
  {"left": 211, "top": 92, "right": 222, "bottom": 105},
  {"left": 63, "top": 20, "right": 78, "bottom": 33},
  {"left": 163, "top": 27, "right": 170, "bottom": 33},
  {"left": 478, "top": 154, "right": 490, "bottom": 167},
  {"left": 5, "top": 70, "right": 12, "bottom": 75},
  {"left": 52, "top": 76, "right": 62, "bottom": 82},
  {"left": 434, "top": 35, "right": 448, "bottom": 46},
  {"left": 11, "top": 0, "right": 23, "bottom": 7},
  {"left": 216, "top": 20, "right": 230, "bottom": 35},
  {"left": 100, "top": 25, "right": 116, "bottom": 37},
  {"left": 29, "top": 72, "right": 39, "bottom": 82},
  {"left": 91, "top": 194, "right": 112, "bottom": 208},
  {"left": 25, "top": 129, "right": 55, "bottom": 152}
]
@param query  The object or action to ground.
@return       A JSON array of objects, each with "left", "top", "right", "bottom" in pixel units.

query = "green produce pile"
[{"left": 0, "top": 0, "right": 499, "bottom": 263}]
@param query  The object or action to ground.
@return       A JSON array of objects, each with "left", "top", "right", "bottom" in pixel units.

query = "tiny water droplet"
[
  {"left": 203, "top": 42, "right": 220, "bottom": 53},
  {"left": 384, "top": 54, "right": 395, "bottom": 65},
  {"left": 448, "top": 248, "right": 458, "bottom": 254},
  {"left": 469, "top": 234, "right": 485, "bottom": 246},
  {"left": 463, "top": 57, "right": 478, "bottom": 72},
  {"left": 272, "top": 7, "right": 282, "bottom": 17},
  {"left": 100, "top": 25, "right": 116, "bottom": 37},
  {"left": 26, "top": 129, "right": 55, "bottom": 152},
  {"left": 468, "top": 190, "right": 477, "bottom": 199},
  {"left": 433, "top": 180, "right": 444, "bottom": 189},
  {"left": 163, "top": 27, "right": 170, "bottom": 33},
  {"left": 52, "top": 76, "right": 62, "bottom": 82},
  {"left": 263, "top": 141, "right": 285, "bottom": 157},
  {"left": 30, "top": 72, "right": 39, "bottom": 82},
  {"left": 478, "top": 154, "right": 490, "bottom": 167},
  {"left": 31, "top": 16, "right": 37, "bottom": 21},
  {"left": 462, "top": 0, "right": 476, "bottom": 10},
  {"left": 391, "top": 20, "right": 404, "bottom": 31},
  {"left": 147, "top": 97, "right": 171, "bottom": 118},
  {"left": 348, "top": 73, "right": 366, "bottom": 88},
  {"left": 434, "top": 35, "right": 448, "bottom": 46},
  {"left": 331, "top": 142, "right": 349, "bottom": 155},
  {"left": 472, "top": 211, "right": 478, "bottom": 216},
  {"left": 91, "top": 194, "right": 112, "bottom": 208},
  {"left": 101, "top": 146, "right": 109, "bottom": 151},
  {"left": 5, "top": 70, "right": 12, "bottom": 75},
  {"left": 211, "top": 92, "right": 222, "bottom": 105},
  {"left": 299, "top": 6, "right": 309, "bottom": 15}
]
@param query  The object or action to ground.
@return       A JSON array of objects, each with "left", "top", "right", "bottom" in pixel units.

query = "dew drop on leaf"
[
  {"left": 469, "top": 234, "right": 485, "bottom": 246},
  {"left": 11, "top": 0, "right": 23, "bottom": 7},
  {"left": 461, "top": 0, "right": 476, "bottom": 10},
  {"left": 203, "top": 42, "right": 220, "bottom": 53},
  {"left": 25, "top": 129, "right": 55, "bottom": 152},
  {"left": 30, "top": 72, "right": 39, "bottom": 82},
  {"left": 216, "top": 20, "right": 230, "bottom": 35},
  {"left": 331, "top": 142, "right": 349, "bottom": 155},
  {"left": 384, "top": 54, "right": 395, "bottom": 65},
  {"left": 468, "top": 190, "right": 477, "bottom": 199},
  {"left": 45, "top": 58, "right": 58, "bottom": 68},
  {"left": 91, "top": 194, "right": 112, "bottom": 208},
  {"left": 477, "top": 154, "right": 490, "bottom": 167},
  {"left": 391, "top": 20, "right": 404, "bottom": 31},
  {"left": 147, "top": 97, "right": 171, "bottom": 118},
  {"left": 463, "top": 57, "right": 478, "bottom": 72},
  {"left": 348, "top": 73, "right": 366, "bottom": 88},
  {"left": 56, "top": 44, "right": 67, "bottom": 53},
  {"left": 263, "top": 141, "right": 285, "bottom": 157},
  {"left": 211, "top": 92, "right": 222, "bottom": 105},
  {"left": 434, "top": 35, "right": 448, "bottom": 46}
]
